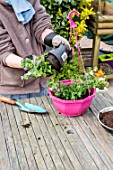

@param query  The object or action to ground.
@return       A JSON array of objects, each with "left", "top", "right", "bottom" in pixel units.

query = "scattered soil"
[{"left": 99, "top": 110, "right": 113, "bottom": 128}]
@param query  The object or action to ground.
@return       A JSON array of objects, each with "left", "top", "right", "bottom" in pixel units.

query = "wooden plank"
[
  {"left": 92, "top": 34, "right": 100, "bottom": 67},
  {"left": 91, "top": 15, "right": 113, "bottom": 23},
  {"left": 21, "top": 97, "right": 65, "bottom": 170},
  {"left": 20, "top": 99, "right": 47, "bottom": 170},
  {"left": 97, "top": 22, "right": 113, "bottom": 29},
  {"left": 47, "top": 94, "right": 113, "bottom": 169},
  {"left": 92, "top": 92, "right": 113, "bottom": 142},
  {"left": 34, "top": 97, "right": 72, "bottom": 170},
  {"left": 34, "top": 113, "right": 65, "bottom": 170},
  {"left": 102, "top": 91, "right": 113, "bottom": 106},
  {"left": 92, "top": 0, "right": 105, "bottom": 13},
  {"left": 5, "top": 103, "right": 29, "bottom": 170},
  {"left": 1, "top": 91, "right": 113, "bottom": 170},
  {"left": 11, "top": 100, "right": 38, "bottom": 170},
  {"left": 36, "top": 96, "right": 80, "bottom": 170},
  {"left": 81, "top": 48, "right": 92, "bottom": 67},
  {"left": 88, "top": 20, "right": 113, "bottom": 29},
  {"left": 81, "top": 111, "right": 113, "bottom": 169},
  {"left": 97, "top": 29, "right": 113, "bottom": 35},
  {"left": 28, "top": 97, "right": 55, "bottom": 170},
  {"left": 72, "top": 113, "right": 112, "bottom": 170},
  {"left": 44, "top": 96, "right": 99, "bottom": 170},
  {"left": 88, "top": 25, "right": 113, "bottom": 35},
  {"left": 0, "top": 112, "right": 10, "bottom": 170},
  {"left": 92, "top": 1, "right": 113, "bottom": 15},
  {"left": 0, "top": 102, "right": 20, "bottom": 170},
  {"left": 90, "top": 100, "right": 113, "bottom": 151},
  {"left": 83, "top": 98, "right": 113, "bottom": 163},
  {"left": 86, "top": 120, "right": 113, "bottom": 166},
  {"left": 95, "top": 92, "right": 111, "bottom": 108},
  {"left": 47, "top": 101, "right": 105, "bottom": 170},
  {"left": 106, "top": 74, "right": 113, "bottom": 80},
  {"left": 103, "top": 1, "right": 113, "bottom": 15}
]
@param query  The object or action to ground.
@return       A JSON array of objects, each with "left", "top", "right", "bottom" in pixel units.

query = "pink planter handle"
[{"left": 67, "top": 10, "right": 79, "bottom": 28}]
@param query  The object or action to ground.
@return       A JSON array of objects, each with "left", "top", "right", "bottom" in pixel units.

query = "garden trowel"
[{"left": 0, "top": 96, "right": 46, "bottom": 113}]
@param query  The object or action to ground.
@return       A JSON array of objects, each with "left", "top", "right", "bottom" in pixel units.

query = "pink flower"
[
  {"left": 21, "top": 76, "right": 24, "bottom": 80},
  {"left": 57, "top": 88, "right": 60, "bottom": 92}
]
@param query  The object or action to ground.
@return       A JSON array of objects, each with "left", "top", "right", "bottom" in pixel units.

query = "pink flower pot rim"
[
  {"left": 48, "top": 88, "right": 96, "bottom": 103},
  {"left": 49, "top": 79, "right": 96, "bottom": 103}
]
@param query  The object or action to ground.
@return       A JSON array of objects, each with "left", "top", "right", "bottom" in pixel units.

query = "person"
[{"left": 0, "top": 0, "right": 71, "bottom": 100}]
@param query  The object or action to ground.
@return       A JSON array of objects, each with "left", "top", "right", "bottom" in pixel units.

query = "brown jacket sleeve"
[
  {"left": 32, "top": 0, "right": 53, "bottom": 44},
  {"left": 0, "top": 20, "right": 15, "bottom": 65}
]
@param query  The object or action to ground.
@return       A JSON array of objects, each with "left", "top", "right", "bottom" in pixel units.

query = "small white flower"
[
  {"left": 21, "top": 76, "right": 24, "bottom": 80},
  {"left": 90, "top": 70, "right": 94, "bottom": 75},
  {"left": 104, "top": 87, "right": 108, "bottom": 91},
  {"left": 24, "top": 67, "right": 27, "bottom": 71},
  {"left": 93, "top": 67, "right": 98, "bottom": 72},
  {"left": 99, "top": 77, "right": 104, "bottom": 81},
  {"left": 36, "top": 59, "right": 42, "bottom": 65},
  {"left": 26, "top": 71, "right": 31, "bottom": 76}
]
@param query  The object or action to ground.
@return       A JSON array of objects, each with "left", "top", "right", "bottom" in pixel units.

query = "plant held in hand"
[{"left": 21, "top": 54, "right": 56, "bottom": 79}]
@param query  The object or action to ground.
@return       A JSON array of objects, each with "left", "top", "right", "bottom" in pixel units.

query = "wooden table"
[{"left": 0, "top": 92, "right": 113, "bottom": 170}]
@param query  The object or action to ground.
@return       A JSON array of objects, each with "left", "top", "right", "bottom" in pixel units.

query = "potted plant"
[
  {"left": 48, "top": 65, "right": 108, "bottom": 116},
  {"left": 21, "top": 8, "right": 109, "bottom": 117},
  {"left": 47, "top": 9, "right": 109, "bottom": 116}
]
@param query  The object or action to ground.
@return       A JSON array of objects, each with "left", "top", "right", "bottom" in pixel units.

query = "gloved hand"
[
  {"left": 23, "top": 55, "right": 36, "bottom": 61},
  {"left": 44, "top": 32, "right": 71, "bottom": 51}
]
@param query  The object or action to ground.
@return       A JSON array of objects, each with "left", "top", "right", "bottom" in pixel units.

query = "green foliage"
[
  {"left": 21, "top": 54, "right": 56, "bottom": 79},
  {"left": 40, "top": 0, "right": 76, "bottom": 38},
  {"left": 52, "top": 50, "right": 84, "bottom": 81},
  {"left": 50, "top": 81, "right": 90, "bottom": 100},
  {"left": 40, "top": 0, "right": 94, "bottom": 39},
  {"left": 48, "top": 67, "right": 109, "bottom": 100}
]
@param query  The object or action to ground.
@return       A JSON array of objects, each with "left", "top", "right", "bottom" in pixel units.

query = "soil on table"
[{"left": 99, "top": 110, "right": 113, "bottom": 128}]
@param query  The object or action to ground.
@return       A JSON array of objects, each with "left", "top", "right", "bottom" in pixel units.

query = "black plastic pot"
[{"left": 46, "top": 44, "right": 72, "bottom": 71}]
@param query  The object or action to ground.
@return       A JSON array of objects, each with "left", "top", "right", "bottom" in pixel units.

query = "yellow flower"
[{"left": 95, "top": 70, "right": 104, "bottom": 78}]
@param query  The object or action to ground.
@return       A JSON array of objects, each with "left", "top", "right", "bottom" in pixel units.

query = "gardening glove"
[
  {"left": 23, "top": 55, "right": 42, "bottom": 64},
  {"left": 44, "top": 32, "right": 71, "bottom": 51},
  {"left": 23, "top": 55, "right": 36, "bottom": 61}
]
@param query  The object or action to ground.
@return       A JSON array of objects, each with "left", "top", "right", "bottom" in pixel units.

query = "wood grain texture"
[{"left": 0, "top": 92, "right": 113, "bottom": 170}]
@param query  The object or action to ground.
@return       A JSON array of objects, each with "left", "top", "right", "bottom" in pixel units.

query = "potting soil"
[{"left": 99, "top": 110, "right": 113, "bottom": 128}]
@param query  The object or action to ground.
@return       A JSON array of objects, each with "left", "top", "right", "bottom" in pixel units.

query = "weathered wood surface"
[
  {"left": 90, "top": 15, "right": 113, "bottom": 23},
  {"left": 92, "top": 1, "right": 113, "bottom": 15},
  {"left": 0, "top": 92, "right": 113, "bottom": 170}
]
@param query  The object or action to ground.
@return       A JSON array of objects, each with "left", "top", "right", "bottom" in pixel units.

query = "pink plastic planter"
[{"left": 48, "top": 80, "right": 96, "bottom": 117}]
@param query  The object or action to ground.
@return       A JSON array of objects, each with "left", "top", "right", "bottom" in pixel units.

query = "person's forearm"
[
  {"left": 41, "top": 28, "right": 53, "bottom": 42},
  {"left": 5, "top": 54, "right": 22, "bottom": 69}
]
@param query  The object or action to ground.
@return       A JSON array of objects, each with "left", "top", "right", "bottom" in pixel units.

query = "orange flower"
[{"left": 95, "top": 70, "right": 104, "bottom": 78}]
